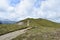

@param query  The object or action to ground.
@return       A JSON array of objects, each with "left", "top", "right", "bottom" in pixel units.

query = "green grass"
[
  {"left": 0, "top": 18, "right": 60, "bottom": 40},
  {"left": 12, "top": 18, "right": 60, "bottom": 40},
  {"left": 18, "top": 18, "right": 60, "bottom": 27},
  {"left": 12, "top": 26, "right": 60, "bottom": 40},
  {"left": 0, "top": 24, "right": 28, "bottom": 35}
]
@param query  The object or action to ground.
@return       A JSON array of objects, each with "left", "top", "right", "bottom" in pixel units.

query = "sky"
[{"left": 0, "top": 0, "right": 60, "bottom": 23}]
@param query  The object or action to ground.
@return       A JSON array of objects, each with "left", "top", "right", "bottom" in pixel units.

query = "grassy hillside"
[
  {"left": 12, "top": 26, "right": 60, "bottom": 40},
  {"left": 17, "top": 18, "right": 60, "bottom": 27},
  {"left": 0, "top": 24, "right": 28, "bottom": 35},
  {"left": 12, "top": 18, "right": 60, "bottom": 40},
  {"left": 0, "top": 18, "right": 60, "bottom": 40}
]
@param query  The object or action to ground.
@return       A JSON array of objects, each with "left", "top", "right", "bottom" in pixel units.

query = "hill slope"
[
  {"left": 12, "top": 18, "right": 60, "bottom": 40},
  {"left": 17, "top": 18, "right": 60, "bottom": 27}
]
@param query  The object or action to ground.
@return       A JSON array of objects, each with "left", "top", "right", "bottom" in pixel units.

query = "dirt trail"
[{"left": 0, "top": 27, "right": 32, "bottom": 40}]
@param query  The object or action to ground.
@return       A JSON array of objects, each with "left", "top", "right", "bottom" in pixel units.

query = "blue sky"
[{"left": 0, "top": 0, "right": 60, "bottom": 23}]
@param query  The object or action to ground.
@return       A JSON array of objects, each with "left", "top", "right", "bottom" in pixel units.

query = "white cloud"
[
  {"left": 0, "top": 0, "right": 60, "bottom": 23},
  {"left": 41, "top": 0, "right": 60, "bottom": 22},
  {"left": 0, "top": 0, "right": 35, "bottom": 21},
  {"left": 31, "top": 0, "right": 60, "bottom": 23}
]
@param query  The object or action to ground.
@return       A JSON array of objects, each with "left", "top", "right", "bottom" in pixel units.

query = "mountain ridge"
[{"left": 17, "top": 18, "right": 60, "bottom": 27}]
